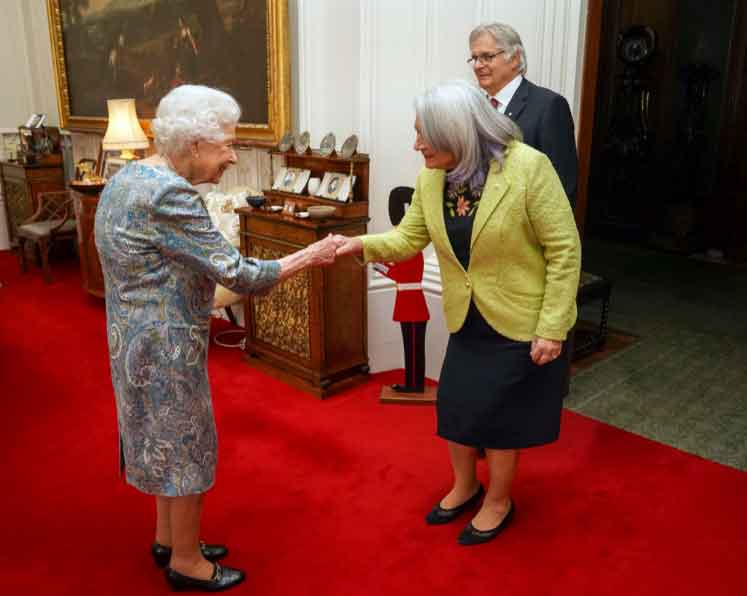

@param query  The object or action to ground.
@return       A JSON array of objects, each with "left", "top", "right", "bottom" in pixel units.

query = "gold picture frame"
[{"left": 47, "top": 0, "right": 291, "bottom": 147}]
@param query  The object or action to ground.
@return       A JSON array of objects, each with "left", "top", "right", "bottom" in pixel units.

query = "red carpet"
[{"left": 1, "top": 251, "right": 746, "bottom": 596}]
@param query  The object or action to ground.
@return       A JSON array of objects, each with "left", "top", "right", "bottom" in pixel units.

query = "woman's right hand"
[
  {"left": 276, "top": 234, "right": 338, "bottom": 280},
  {"left": 304, "top": 235, "right": 338, "bottom": 266},
  {"left": 332, "top": 235, "right": 363, "bottom": 257}
]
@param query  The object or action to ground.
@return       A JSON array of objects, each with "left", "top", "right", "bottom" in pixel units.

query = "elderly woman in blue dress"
[{"left": 95, "top": 85, "right": 337, "bottom": 591}]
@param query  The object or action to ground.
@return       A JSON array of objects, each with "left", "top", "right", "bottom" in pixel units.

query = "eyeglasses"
[{"left": 467, "top": 50, "right": 505, "bottom": 66}]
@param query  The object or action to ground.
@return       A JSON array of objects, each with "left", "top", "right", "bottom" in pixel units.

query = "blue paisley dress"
[{"left": 95, "top": 162, "right": 280, "bottom": 496}]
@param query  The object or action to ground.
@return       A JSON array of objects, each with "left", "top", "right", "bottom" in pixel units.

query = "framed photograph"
[
  {"left": 102, "top": 156, "right": 127, "bottom": 180},
  {"left": 75, "top": 158, "right": 97, "bottom": 180},
  {"left": 47, "top": 0, "right": 291, "bottom": 146},
  {"left": 1, "top": 132, "right": 21, "bottom": 161},
  {"left": 271, "top": 167, "right": 311, "bottom": 194},
  {"left": 318, "top": 172, "right": 356, "bottom": 202},
  {"left": 24, "top": 113, "right": 46, "bottom": 128}
]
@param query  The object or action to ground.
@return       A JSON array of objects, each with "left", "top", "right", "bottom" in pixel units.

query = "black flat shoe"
[
  {"left": 166, "top": 563, "right": 245, "bottom": 592},
  {"left": 391, "top": 384, "right": 424, "bottom": 393},
  {"left": 425, "top": 484, "right": 484, "bottom": 525},
  {"left": 457, "top": 501, "right": 515, "bottom": 546},
  {"left": 152, "top": 542, "right": 228, "bottom": 569}
]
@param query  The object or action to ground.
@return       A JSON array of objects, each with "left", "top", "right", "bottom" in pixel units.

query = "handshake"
[{"left": 304, "top": 234, "right": 364, "bottom": 266}]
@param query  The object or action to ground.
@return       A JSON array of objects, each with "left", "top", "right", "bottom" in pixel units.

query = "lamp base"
[{"left": 119, "top": 149, "right": 139, "bottom": 160}]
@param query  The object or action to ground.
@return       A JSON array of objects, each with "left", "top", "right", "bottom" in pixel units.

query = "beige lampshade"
[{"left": 102, "top": 99, "right": 148, "bottom": 158}]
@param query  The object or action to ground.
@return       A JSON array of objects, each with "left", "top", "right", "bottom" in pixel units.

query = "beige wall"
[{"left": 0, "top": 0, "right": 59, "bottom": 128}]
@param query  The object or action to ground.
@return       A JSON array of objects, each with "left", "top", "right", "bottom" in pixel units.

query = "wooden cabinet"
[
  {"left": 72, "top": 190, "right": 105, "bottom": 298},
  {"left": 238, "top": 151, "right": 371, "bottom": 397},
  {"left": 0, "top": 161, "right": 65, "bottom": 244}
]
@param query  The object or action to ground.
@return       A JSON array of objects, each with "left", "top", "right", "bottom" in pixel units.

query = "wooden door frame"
[
  {"left": 576, "top": 0, "right": 746, "bottom": 246},
  {"left": 575, "top": 0, "right": 603, "bottom": 238}
]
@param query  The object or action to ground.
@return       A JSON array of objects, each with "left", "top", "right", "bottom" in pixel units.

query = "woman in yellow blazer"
[{"left": 335, "top": 80, "right": 580, "bottom": 545}]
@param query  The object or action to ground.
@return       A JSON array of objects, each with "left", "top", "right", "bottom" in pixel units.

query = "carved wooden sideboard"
[
  {"left": 0, "top": 161, "right": 65, "bottom": 244},
  {"left": 237, "top": 151, "right": 371, "bottom": 397}
]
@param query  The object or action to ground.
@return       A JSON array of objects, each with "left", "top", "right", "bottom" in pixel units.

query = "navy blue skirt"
[{"left": 436, "top": 302, "right": 567, "bottom": 449}]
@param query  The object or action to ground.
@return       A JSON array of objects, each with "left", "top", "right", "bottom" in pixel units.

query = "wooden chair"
[{"left": 16, "top": 190, "right": 77, "bottom": 284}]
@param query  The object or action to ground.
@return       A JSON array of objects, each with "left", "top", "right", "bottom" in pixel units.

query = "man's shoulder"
[{"left": 524, "top": 79, "right": 565, "bottom": 104}]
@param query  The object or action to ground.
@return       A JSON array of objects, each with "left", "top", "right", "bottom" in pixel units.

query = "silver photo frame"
[
  {"left": 272, "top": 167, "right": 311, "bottom": 194},
  {"left": 318, "top": 172, "right": 355, "bottom": 202}
]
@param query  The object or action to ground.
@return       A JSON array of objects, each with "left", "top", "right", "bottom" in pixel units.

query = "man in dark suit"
[{"left": 469, "top": 23, "right": 578, "bottom": 207}]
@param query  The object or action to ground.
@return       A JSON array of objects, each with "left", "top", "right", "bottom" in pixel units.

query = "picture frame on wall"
[{"left": 47, "top": 0, "right": 291, "bottom": 146}]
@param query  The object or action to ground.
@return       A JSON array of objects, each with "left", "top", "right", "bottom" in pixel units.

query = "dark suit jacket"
[{"left": 504, "top": 78, "right": 578, "bottom": 207}]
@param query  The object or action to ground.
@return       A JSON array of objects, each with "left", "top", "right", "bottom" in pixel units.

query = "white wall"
[{"left": 2, "top": 0, "right": 587, "bottom": 379}]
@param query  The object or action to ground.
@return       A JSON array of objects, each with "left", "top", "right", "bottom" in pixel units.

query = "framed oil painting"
[{"left": 47, "top": 0, "right": 291, "bottom": 146}]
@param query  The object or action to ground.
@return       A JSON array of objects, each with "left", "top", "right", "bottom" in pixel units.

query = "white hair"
[
  {"left": 415, "top": 80, "right": 522, "bottom": 189},
  {"left": 469, "top": 22, "right": 528, "bottom": 75},
  {"left": 151, "top": 85, "right": 241, "bottom": 156}
]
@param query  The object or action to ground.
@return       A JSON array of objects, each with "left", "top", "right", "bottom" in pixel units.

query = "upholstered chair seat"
[{"left": 18, "top": 218, "right": 76, "bottom": 240}]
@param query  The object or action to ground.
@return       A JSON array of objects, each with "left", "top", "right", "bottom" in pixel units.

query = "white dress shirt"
[{"left": 488, "top": 75, "right": 524, "bottom": 115}]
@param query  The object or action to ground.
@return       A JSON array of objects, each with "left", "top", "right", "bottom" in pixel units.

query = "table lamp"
[{"left": 102, "top": 98, "right": 149, "bottom": 160}]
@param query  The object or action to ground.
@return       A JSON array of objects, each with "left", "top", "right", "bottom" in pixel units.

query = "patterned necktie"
[{"left": 490, "top": 97, "right": 501, "bottom": 110}]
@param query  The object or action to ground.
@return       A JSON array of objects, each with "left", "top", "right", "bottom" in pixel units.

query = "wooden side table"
[
  {"left": 72, "top": 188, "right": 105, "bottom": 298},
  {"left": 0, "top": 160, "right": 65, "bottom": 244}
]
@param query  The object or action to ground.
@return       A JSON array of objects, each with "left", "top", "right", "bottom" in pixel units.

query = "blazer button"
[{"left": 465, "top": 280, "right": 471, "bottom": 288}]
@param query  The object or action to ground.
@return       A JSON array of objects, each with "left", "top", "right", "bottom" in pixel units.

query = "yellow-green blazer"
[{"left": 361, "top": 141, "right": 581, "bottom": 342}]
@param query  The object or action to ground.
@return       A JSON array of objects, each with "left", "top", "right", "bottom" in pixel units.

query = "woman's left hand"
[{"left": 530, "top": 337, "right": 563, "bottom": 366}]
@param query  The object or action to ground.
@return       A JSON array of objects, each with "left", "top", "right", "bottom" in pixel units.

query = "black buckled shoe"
[
  {"left": 457, "top": 501, "right": 515, "bottom": 546},
  {"left": 425, "top": 484, "right": 484, "bottom": 525},
  {"left": 152, "top": 542, "right": 228, "bottom": 569},
  {"left": 166, "top": 563, "right": 245, "bottom": 592}
]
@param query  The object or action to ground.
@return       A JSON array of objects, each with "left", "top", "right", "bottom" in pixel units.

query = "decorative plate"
[
  {"left": 278, "top": 131, "right": 294, "bottom": 152},
  {"left": 294, "top": 131, "right": 310, "bottom": 154},
  {"left": 340, "top": 134, "right": 358, "bottom": 159},
  {"left": 319, "top": 132, "right": 336, "bottom": 157}
]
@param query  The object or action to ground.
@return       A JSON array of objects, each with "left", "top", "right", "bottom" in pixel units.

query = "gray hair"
[
  {"left": 151, "top": 85, "right": 241, "bottom": 156},
  {"left": 415, "top": 80, "right": 522, "bottom": 190},
  {"left": 469, "top": 22, "right": 527, "bottom": 75}
]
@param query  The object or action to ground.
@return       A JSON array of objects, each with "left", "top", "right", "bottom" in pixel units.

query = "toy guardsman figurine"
[{"left": 372, "top": 187, "right": 430, "bottom": 393}]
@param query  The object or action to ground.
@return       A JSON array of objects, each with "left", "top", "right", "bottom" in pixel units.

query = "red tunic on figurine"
[{"left": 374, "top": 254, "right": 430, "bottom": 322}]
